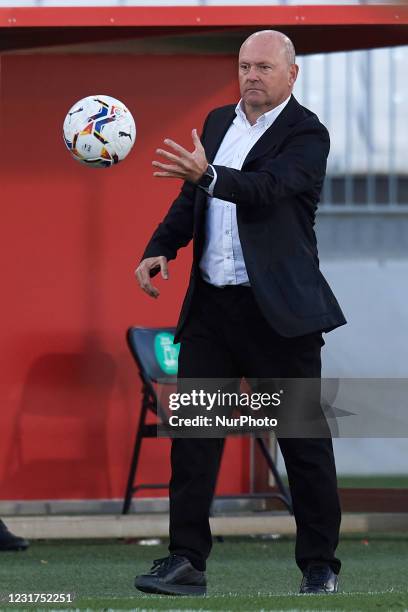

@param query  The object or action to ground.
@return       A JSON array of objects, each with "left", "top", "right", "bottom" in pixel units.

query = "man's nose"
[{"left": 246, "top": 65, "right": 259, "bottom": 80}]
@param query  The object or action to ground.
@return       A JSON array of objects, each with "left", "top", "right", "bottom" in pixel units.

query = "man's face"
[{"left": 238, "top": 37, "right": 298, "bottom": 112}]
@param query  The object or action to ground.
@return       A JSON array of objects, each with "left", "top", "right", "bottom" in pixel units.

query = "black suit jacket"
[{"left": 142, "top": 95, "right": 346, "bottom": 342}]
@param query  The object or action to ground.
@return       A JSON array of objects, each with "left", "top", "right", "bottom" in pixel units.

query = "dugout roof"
[{"left": 0, "top": 5, "right": 407, "bottom": 54}]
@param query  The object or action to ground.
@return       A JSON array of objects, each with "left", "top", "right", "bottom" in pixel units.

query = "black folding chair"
[{"left": 122, "top": 326, "right": 292, "bottom": 515}]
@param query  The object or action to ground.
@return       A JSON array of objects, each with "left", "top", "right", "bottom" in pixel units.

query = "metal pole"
[
  {"left": 323, "top": 52, "right": 333, "bottom": 206},
  {"left": 345, "top": 52, "right": 353, "bottom": 205},
  {"left": 388, "top": 47, "right": 398, "bottom": 205},
  {"left": 365, "top": 50, "right": 375, "bottom": 205}
]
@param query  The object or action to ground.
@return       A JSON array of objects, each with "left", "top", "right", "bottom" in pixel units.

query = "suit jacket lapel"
[
  {"left": 242, "top": 95, "right": 304, "bottom": 167},
  {"left": 204, "top": 105, "right": 236, "bottom": 163},
  {"left": 194, "top": 108, "right": 236, "bottom": 228}
]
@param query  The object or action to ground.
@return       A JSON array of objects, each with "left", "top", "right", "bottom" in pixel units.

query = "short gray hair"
[{"left": 282, "top": 34, "right": 296, "bottom": 66}]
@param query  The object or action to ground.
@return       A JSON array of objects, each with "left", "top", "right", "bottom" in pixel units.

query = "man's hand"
[
  {"left": 153, "top": 129, "right": 208, "bottom": 183},
  {"left": 135, "top": 256, "right": 168, "bottom": 299}
]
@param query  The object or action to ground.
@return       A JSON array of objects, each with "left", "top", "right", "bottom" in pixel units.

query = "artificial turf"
[{"left": 0, "top": 534, "right": 407, "bottom": 611}]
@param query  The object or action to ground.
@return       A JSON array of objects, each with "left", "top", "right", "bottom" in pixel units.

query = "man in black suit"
[{"left": 134, "top": 30, "right": 346, "bottom": 596}]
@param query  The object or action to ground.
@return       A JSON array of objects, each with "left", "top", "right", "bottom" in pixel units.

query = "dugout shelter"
[{"left": 0, "top": 4, "right": 407, "bottom": 514}]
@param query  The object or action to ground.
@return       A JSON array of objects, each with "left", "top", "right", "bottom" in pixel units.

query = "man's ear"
[{"left": 289, "top": 63, "right": 299, "bottom": 87}]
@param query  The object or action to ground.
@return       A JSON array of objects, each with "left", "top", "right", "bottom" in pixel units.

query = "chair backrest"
[{"left": 127, "top": 326, "right": 179, "bottom": 384}]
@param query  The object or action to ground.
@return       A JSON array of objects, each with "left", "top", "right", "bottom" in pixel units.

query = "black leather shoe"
[
  {"left": 299, "top": 563, "right": 339, "bottom": 594},
  {"left": 135, "top": 554, "right": 206, "bottom": 596},
  {"left": 0, "top": 521, "right": 29, "bottom": 552}
]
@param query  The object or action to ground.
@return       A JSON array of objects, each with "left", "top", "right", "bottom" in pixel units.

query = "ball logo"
[{"left": 119, "top": 131, "right": 132, "bottom": 141}]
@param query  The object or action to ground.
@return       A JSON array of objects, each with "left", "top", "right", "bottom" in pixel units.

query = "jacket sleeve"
[
  {"left": 212, "top": 120, "right": 330, "bottom": 208},
  {"left": 141, "top": 179, "right": 196, "bottom": 265},
  {"left": 140, "top": 113, "right": 212, "bottom": 275}
]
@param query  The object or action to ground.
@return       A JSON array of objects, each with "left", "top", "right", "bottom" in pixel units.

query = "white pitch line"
[{"left": 77, "top": 587, "right": 408, "bottom": 599}]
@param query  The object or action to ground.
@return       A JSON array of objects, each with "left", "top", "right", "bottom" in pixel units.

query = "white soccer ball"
[{"left": 63, "top": 95, "right": 136, "bottom": 167}]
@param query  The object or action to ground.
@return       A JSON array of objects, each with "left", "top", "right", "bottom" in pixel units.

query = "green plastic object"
[{"left": 154, "top": 332, "right": 179, "bottom": 375}]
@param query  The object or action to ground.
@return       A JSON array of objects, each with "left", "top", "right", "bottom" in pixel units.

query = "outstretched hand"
[{"left": 152, "top": 129, "right": 208, "bottom": 183}]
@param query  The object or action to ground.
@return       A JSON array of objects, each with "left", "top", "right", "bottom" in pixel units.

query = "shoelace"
[
  {"left": 304, "top": 564, "right": 330, "bottom": 587},
  {"left": 149, "top": 555, "right": 181, "bottom": 577}
]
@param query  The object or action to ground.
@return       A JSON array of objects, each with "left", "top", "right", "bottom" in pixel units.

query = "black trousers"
[{"left": 168, "top": 277, "right": 341, "bottom": 574}]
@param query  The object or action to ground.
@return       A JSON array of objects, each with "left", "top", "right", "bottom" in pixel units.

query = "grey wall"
[{"left": 278, "top": 211, "right": 408, "bottom": 476}]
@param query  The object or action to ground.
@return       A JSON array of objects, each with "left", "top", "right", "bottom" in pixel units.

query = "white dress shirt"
[{"left": 199, "top": 96, "right": 291, "bottom": 287}]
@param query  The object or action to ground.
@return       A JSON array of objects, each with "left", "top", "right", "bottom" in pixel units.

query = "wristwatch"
[{"left": 197, "top": 165, "right": 215, "bottom": 190}]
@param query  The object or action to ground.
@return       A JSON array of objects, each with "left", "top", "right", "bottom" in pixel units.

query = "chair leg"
[
  {"left": 122, "top": 392, "right": 149, "bottom": 515},
  {"left": 255, "top": 437, "right": 293, "bottom": 513}
]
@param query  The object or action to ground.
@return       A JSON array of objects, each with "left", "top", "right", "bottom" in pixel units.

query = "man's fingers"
[
  {"left": 135, "top": 262, "right": 160, "bottom": 298},
  {"left": 152, "top": 160, "right": 183, "bottom": 172},
  {"left": 138, "top": 277, "right": 159, "bottom": 298},
  {"left": 156, "top": 148, "right": 181, "bottom": 164},
  {"left": 153, "top": 133, "right": 208, "bottom": 181},
  {"left": 163, "top": 138, "right": 190, "bottom": 157},
  {"left": 153, "top": 171, "right": 184, "bottom": 178},
  {"left": 192, "top": 128, "right": 203, "bottom": 150},
  {"left": 135, "top": 256, "right": 169, "bottom": 297},
  {"left": 160, "top": 256, "right": 169, "bottom": 280},
  {"left": 138, "top": 276, "right": 159, "bottom": 298}
]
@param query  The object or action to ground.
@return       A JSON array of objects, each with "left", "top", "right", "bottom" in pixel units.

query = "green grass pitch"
[{"left": 0, "top": 534, "right": 407, "bottom": 611}]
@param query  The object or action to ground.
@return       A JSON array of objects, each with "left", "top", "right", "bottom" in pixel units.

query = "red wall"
[{"left": 0, "top": 54, "right": 249, "bottom": 500}]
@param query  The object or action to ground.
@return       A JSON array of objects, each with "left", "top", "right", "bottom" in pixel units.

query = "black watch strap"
[{"left": 197, "top": 165, "right": 215, "bottom": 189}]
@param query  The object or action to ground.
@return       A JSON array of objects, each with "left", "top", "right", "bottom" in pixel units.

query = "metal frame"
[{"left": 122, "top": 327, "right": 293, "bottom": 515}]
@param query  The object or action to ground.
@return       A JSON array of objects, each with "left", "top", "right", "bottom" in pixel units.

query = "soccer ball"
[{"left": 63, "top": 95, "right": 136, "bottom": 167}]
